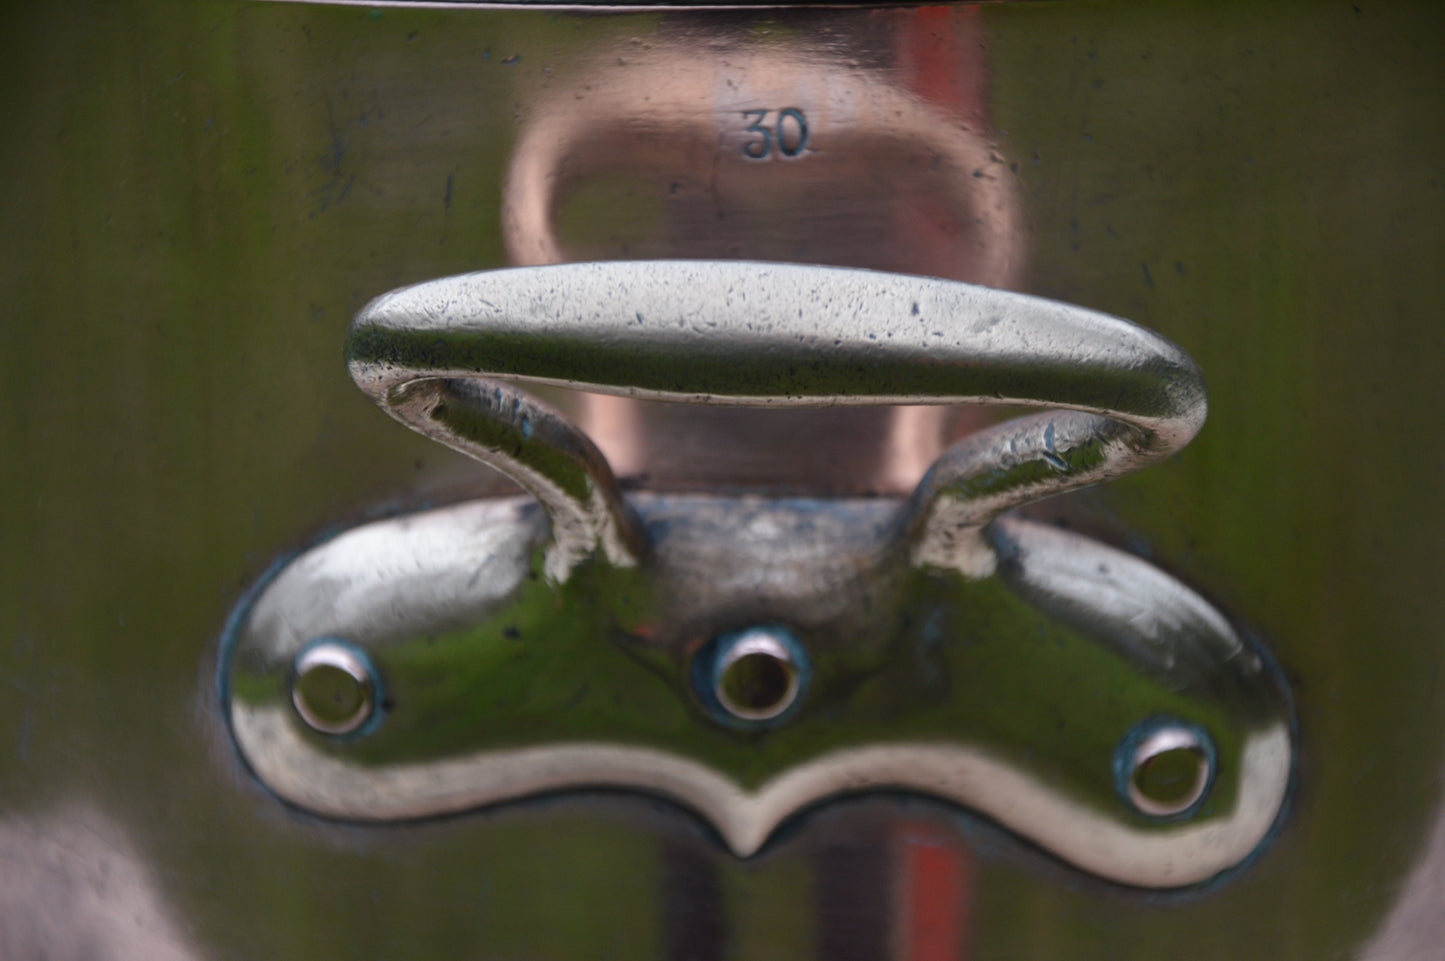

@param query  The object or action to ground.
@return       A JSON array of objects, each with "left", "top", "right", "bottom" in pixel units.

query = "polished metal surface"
[
  {"left": 347, "top": 261, "right": 1204, "bottom": 579},
  {"left": 501, "top": 46, "right": 1022, "bottom": 282},
  {"left": 224, "top": 261, "right": 1291, "bottom": 887},
  {"left": 499, "top": 17, "right": 1025, "bottom": 495},
  {"left": 224, "top": 496, "right": 1292, "bottom": 886},
  {"left": 5, "top": 0, "right": 1444, "bottom": 958}
]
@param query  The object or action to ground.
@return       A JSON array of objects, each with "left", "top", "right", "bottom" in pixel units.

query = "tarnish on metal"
[{"left": 223, "top": 262, "right": 1293, "bottom": 889}]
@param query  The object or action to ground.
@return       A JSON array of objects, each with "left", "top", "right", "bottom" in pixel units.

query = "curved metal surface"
[
  {"left": 4, "top": 1, "right": 1444, "bottom": 958},
  {"left": 221, "top": 262, "right": 1291, "bottom": 889},
  {"left": 498, "top": 22, "right": 1026, "bottom": 495},
  {"left": 501, "top": 50, "right": 1023, "bottom": 282},
  {"left": 349, "top": 261, "right": 1203, "bottom": 577},
  {"left": 223, "top": 494, "right": 1293, "bottom": 887}
]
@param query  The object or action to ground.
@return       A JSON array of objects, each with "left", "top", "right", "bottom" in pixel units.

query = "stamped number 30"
[{"left": 742, "top": 108, "right": 809, "bottom": 160}]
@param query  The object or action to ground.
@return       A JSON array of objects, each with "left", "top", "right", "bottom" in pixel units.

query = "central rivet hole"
[
  {"left": 709, "top": 628, "right": 805, "bottom": 723},
  {"left": 720, "top": 651, "right": 795, "bottom": 717}
]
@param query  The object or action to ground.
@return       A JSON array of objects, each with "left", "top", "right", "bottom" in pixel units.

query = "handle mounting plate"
[{"left": 220, "top": 262, "right": 1293, "bottom": 889}]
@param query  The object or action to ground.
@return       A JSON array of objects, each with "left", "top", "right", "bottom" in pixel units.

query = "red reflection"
[{"left": 895, "top": 820, "right": 977, "bottom": 961}]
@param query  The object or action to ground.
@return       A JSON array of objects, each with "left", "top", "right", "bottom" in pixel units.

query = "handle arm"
[{"left": 348, "top": 261, "right": 1206, "bottom": 579}]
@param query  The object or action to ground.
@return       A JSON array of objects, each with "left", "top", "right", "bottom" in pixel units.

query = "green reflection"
[{"left": 1, "top": 0, "right": 1442, "bottom": 959}]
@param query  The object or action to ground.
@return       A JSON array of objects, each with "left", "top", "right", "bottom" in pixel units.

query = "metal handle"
[
  {"left": 348, "top": 260, "right": 1206, "bottom": 580},
  {"left": 223, "top": 261, "right": 1293, "bottom": 888}
]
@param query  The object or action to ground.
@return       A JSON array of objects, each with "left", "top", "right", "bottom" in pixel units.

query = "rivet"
[
  {"left": 291, "top": 641, "right": 379, "bottom": 736},
  {"left": 702, "top": 625, "right": 808, "bottom": 725},
  {"left": 1119, "top": 720, "right": 1216, "bottom": 818}
]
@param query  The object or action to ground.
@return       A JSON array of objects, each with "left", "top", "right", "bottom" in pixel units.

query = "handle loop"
[{"left": 348, "top": 261, "right": 1205, "bottom": 580}]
